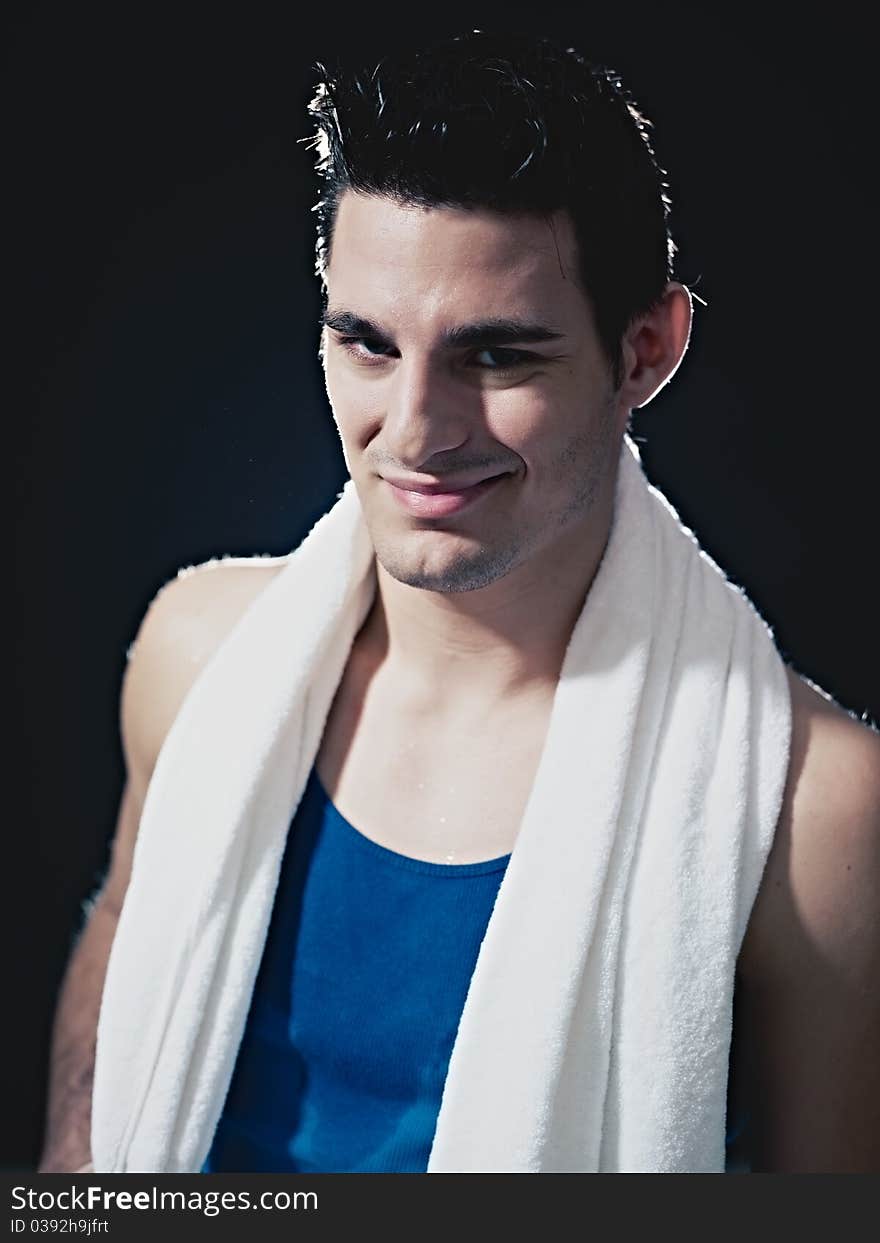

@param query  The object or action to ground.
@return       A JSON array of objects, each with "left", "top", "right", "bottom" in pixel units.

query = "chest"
[{"left": 315, "top": 656, "right": 556, "bottom": 865}]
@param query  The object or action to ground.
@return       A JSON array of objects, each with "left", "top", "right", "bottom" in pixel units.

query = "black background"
[{"left": 5, "top": 1, "right": 877, "bottom": 1169}]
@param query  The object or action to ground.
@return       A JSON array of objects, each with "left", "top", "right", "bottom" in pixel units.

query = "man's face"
[{"left": 321, "top": 190, "right": 624, "bottom": 594}]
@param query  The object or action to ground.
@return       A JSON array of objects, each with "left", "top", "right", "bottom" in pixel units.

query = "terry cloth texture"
[{"left": 91, "top": 434, "right": 792, "bottom": 1172}]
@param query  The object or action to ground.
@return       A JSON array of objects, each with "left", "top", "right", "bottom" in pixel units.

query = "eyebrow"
[{"left": 320, "top": 308, "right": 566, "bottom": 348}]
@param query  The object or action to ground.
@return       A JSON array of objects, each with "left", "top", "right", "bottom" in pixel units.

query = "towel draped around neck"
[{"left": 92, "top": 434, "right": 792, "bottom": 1172}]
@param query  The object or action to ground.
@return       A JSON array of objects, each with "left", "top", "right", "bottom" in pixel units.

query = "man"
[{"left": 39, "top": 30, "right": 879, "bottom": 1174}]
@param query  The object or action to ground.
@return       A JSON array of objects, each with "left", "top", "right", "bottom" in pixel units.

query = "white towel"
[{"left": 91, "top": 433, "right": 792, "bottom": 1173}]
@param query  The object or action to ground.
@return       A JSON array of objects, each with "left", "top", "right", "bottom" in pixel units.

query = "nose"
[{"left": 380, "top": 354, "right": 471, "bottom": 471}]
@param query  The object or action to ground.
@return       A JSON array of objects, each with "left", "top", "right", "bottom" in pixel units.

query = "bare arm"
[
  {"left": 737, "top": 669, "right": 880, "bottom": 1172},
  {"left": 37, "top": 684, "right": 149, "bottom": 1173},
  {"left": 36, "top": 818, "right": 134, "bottom": 1173},
  {"left": 36, "top": 559, "right": 283, "bottom": 1173}
]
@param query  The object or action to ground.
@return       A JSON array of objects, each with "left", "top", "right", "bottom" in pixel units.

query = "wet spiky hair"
[{"left": 304, "top": 29, "right": 675, "bottom": 387}]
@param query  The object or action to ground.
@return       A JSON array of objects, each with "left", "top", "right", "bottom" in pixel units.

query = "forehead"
[{"left": 325, "top": 191, "right": 589, "bottom": 331}]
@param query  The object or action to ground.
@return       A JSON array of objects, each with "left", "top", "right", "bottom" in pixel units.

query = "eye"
[
  {"left": 335, "top": 335, "right": 395, "bottom": 364},
  {"left": 471, "top": 347, "right": 535, "bottom": 370}
]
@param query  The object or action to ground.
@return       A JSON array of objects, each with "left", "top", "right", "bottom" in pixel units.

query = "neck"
[{"left": 359, "top": 481, "right": 618, "bottom": 709}]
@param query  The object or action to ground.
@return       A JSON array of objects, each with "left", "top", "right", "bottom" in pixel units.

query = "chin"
[{"left": 374, "top": 536, "right": 522, "bottom": 594}]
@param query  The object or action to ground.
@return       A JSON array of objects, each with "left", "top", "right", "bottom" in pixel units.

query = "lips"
[{"left": 384, "top": 471, "right": 509, "bottom": 518}]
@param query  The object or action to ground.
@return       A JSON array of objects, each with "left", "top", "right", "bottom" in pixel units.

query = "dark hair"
[{"left": 304, "top": 29, "right": 676, "bottom": 389}]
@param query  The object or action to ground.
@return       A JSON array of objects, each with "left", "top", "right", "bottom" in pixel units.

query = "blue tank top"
[
  {"left": 201, "top": 766, "right": 510, "bottom": 1172},
  {"left": 202, "top": 766, "right": 746, "bottom": 1171}
]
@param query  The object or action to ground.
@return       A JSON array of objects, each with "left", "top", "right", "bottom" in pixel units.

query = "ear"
[{"left": 616, "top": 282, "right": 693, "bottom": 409}]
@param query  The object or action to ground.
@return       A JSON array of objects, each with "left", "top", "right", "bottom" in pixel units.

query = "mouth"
[{"left": 383, "top": 471, "right": 510, "bottom": 519}]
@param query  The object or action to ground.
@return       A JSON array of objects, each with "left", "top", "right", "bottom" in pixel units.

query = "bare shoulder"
[
  {"left": 121, "top": 556, "right": 286, "bottom": 785},
  {"left": 740, "top": 666, "right": 880, "bottom": 983},
  {"left": 735, "top": 665, "right": 880, "bottom": 1170}
]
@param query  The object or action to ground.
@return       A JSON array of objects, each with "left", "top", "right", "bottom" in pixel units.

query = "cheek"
[
  {"left": 324, "top": 361, "right": 385, "bottom": 451},
  {"left": 482, "top": 387, "right": 568, "bottom": 465}
]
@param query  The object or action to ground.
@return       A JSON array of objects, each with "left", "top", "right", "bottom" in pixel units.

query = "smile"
[{"left": 384, "top": 473, "right": 509, "bottom": 519}]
